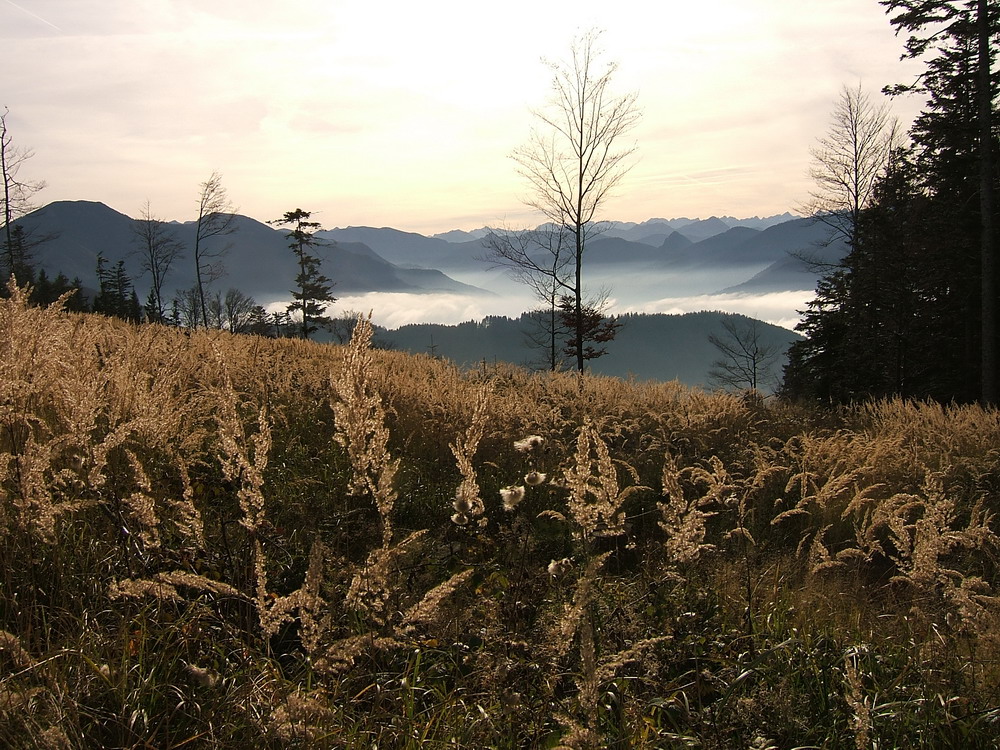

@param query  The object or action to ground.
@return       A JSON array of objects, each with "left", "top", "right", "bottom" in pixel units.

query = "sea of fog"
[{"left": 274, "top": 266, "right": 813, "bottom": 332}]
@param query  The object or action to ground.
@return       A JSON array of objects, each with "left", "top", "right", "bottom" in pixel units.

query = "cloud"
[
  {"left": 620, "top": 290, "right": 812, "bottom": 330},
  {"left": 263, "top": 286, "right": 813, "bottom": 333},
  {"left": 5, "top": 0, "right": 926, "bottom": 233},
  {"left": 326, "top": 291, "right": 537, "bottom": 329}
]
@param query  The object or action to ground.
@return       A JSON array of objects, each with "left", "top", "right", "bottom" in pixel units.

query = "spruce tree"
[
  {"left": 270, "top": 209, "right": 336, "bottom": 339},
  {"left": 94, "top": 253, "right": 140, "bottom": 322},
  {"left": 881, "top": 0, "right": 998, "bottom": 401},
  {"left": 784, "top": 2, "right": 998, "bottom": 404}
]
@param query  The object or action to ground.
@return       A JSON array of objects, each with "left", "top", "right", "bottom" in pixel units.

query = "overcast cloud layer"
[{"left": 3, "top": 0, "right": 924, "bottom": 234}]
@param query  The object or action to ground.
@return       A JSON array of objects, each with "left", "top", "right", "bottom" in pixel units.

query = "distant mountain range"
[
  {"left": 10, "top": 200, "right": 845, "bottom": 386},
  {"left": 430, "top": 213, "right": 798, "bottom": 245},
  {"left": 13, "top": 201, "right": 486, "bottom": 304},
  {"left": 15, "top": 201, "right": 842, "bottom": 301},
  {"left": 320, "top": 214, "right": 843, "bottom": 295}
]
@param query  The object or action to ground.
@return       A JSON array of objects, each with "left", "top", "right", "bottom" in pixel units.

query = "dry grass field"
[{"left": 2, "top": 281, "right": 999, "bottom": 748}]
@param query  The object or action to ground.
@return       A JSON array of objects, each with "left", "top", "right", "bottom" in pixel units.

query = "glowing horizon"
[{"left": 2, "top": 0, "right": 924, "bottom": 235}]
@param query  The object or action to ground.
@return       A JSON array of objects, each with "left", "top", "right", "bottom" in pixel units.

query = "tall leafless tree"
[
  {"left": 192, "top": 172, "right": 236, "bottom": 327},
  {"left": 132, "top": 200, "right": 184, "bottom": 323},
  {"left": 802, "top": 84, "right": 900, "bottom": 251},
  {"left": 1, "top": 108, "right": 46, "bottom": 283},
  {"left": 514, "top": 29, "right": 640, "bottom": 372}
]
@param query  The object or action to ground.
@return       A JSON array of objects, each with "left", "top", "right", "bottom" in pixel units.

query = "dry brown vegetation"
[{"left": 2, "top": 281, "right": 999, "bottom": 748}]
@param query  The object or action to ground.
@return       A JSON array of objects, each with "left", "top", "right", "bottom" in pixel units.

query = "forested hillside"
[{"left": 383, "top": 311, "right": 799, "bottom": 390}]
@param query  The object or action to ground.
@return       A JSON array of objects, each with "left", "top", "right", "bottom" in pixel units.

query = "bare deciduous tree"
[
  {"left": 514, "top": 28, "right": 640, "bottom": 372},
  {"left": 132, "top": 201, "right": 184, "bottom": 323},
  {"left": 520, "top": 307, "right": 572, "bottom": 371},
  {"left": 802, "top": 84, "right": 900, "bottom": 250},
  {"left": 222, "top": 288, "right": 259, "bottom": 334},
  {"left": 329, "top": 309, "right": 364, "bottom": 345},
  {"left": 1, "top": 108, "right": 46, "bottom": 283},
  {"left": 172, "top": 286, "right": 202, "bottom": 329},
  {"left": 708, "top": 317, "right": 783, "bottom": 393},
  {"left": 192, "top": 171, "right": 236, "bottom": 327},
  {"left": 481, "top": 224, "right": 572, "bottom": 370}
]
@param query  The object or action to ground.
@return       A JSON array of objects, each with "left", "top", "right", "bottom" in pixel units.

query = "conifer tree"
[
  {"left": 557, "top": 294, "right": 622, "bottom": 364},
  {"left": 1, "top": 225, "right": 35, "bottom": 289},
  {"left": 144, "top": 288, "right": 159, "bottom": 323},
  {"left": 271, "top": 209, "right": 336, "bottom": 339},
  {"left": 93, "top": 253, "right": 113, "bottom": 316},
  {"left": 881, "top": 0, "right": 998, "bottom": 401},
  {"left": 784, "top": 2, "right": 998, "bottom": 404},
  {"left": 94, "top": 253, "right": 140, "bottom": 322},
  {"left": 29, "top": 270, "right": 82, "bottom": 309}
]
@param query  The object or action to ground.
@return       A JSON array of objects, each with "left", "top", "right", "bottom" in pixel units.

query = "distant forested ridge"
[{"left": 380, "top": 310, "right": 799, "bottom": 390}]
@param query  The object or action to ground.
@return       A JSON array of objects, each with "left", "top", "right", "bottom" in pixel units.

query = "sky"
[{"left": 2, "top": 0, "right": 926, "bottom": 236}]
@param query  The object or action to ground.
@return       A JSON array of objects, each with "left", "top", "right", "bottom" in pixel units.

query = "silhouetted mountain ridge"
[
  {"left": 431, "top": 213, "right": 798, "bottom": 245},
  {"left": 14, "top": 200, "right": 840, "bottom": 320},
  {"left": 14, "top": 201, "right": 488, "bottom": 303}
]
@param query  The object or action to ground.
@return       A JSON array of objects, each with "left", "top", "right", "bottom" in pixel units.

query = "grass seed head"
[
  {"left": 547, "top": 557, "right": 573, "bottom": 576},
  {"left": 453, "top": 493, "right": 473, "bottom": 514},
  {"left": 184, "top": 662, "right": 219, "bottom": 689},
  {"left": 525, "top": 470, "right": 547, "bottom": 487},
  {"left": 500, "top": 485, "right": 526, "bottom": 511},
  {"left": 514, "top": 435, "right": 545, "bottom": 453}
]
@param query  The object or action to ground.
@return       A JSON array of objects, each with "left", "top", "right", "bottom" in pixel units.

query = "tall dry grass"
[{"left": 1, "top": 281, "right": 999, "bottom": 747}]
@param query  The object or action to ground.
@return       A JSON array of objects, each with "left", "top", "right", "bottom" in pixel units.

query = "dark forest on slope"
[{"left": 383, "top": 311, "right": 798, "bottom": 390}]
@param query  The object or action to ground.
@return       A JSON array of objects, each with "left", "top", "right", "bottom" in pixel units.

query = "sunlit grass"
[{"left": 1, "top": 281, "right": 999, "bottom": 748}]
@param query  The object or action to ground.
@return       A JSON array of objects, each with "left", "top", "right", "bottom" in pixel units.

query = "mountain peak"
[{"left": 36, "top": 199, "right": 132, "bottom": 219}]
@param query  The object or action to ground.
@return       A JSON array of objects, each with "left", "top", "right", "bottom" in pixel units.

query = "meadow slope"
[{"left": 2, "top": 283, "right": 999, "bottom": 748}]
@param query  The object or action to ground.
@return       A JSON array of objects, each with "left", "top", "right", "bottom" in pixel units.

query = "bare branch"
[
  {"left": 132, "top": 200, "right": 184, "bottom": 323},
  {"left": 708, "top": 317, "right": 784, "bottom": 393},
  {"left": 192, "top": 172, "right": 237, "bottom": 327},
  {"left": 798, "top": 84, "right": 900, "bottom": 250},
  {"left": 1, "top": 108, "right": 46, "bottom": 281},
  {"left": 509, "top": 28, "right": 640, "bottom": 371}
]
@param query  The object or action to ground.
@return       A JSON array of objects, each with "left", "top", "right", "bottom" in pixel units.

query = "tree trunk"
[{"left": 979, "top": 0, "right": 997, "bottom": 405}]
